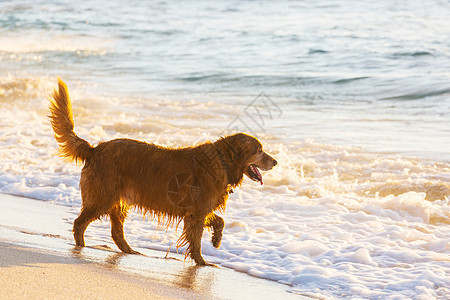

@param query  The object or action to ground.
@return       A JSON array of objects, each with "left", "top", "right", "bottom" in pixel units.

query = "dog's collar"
[{"left": 215, "top": 144, "right": 230, "bottom": 183}]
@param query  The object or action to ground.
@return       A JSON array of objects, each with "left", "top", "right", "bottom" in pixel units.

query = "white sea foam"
[{"left": 0, "top": 75, "right": 449, "bottom": 299}]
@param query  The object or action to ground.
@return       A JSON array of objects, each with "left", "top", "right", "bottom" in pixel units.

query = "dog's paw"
[
  {"left": 196, "top": 261, "right": 218, "bottom": 267},
  {"left": 122, "top": 248, "right": 142, "bottom": 255},
  {"left": 203, "top": 262, "right": 218, "bottom": 268}
]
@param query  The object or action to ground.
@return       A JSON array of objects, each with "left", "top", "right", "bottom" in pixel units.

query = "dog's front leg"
[
  {"left": 205, "top": 213, "right": 224, "bottom": 248},
  {"left": 181, "top": 214, "right": 210, "bottom": 266}
]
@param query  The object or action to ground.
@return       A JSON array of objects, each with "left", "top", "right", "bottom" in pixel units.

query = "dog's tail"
[{"left": 49, "top": 79, "right": 93, "bottom": 163}]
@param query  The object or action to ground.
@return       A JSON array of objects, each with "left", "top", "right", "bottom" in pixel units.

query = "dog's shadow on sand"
[
  {"left": 175, "top": 264, "right": 217, "bottom": 294},
  {"left": 70, "top": 244, "right": 216, "bottom": 295},
  {"left": 69, "top": 245, "right": 134, "bottom": 269},
  {"left": 175, "top": 265, "right": 200, "bottom": 289}
]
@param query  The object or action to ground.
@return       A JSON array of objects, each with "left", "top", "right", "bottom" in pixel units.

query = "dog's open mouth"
[{"left": 247, "top": 164, "right": 263, "bottom": 185}]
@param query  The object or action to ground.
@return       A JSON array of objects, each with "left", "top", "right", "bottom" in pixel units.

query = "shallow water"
[{"left": 1, "top": 1, "right": 449, "bottom": 299}]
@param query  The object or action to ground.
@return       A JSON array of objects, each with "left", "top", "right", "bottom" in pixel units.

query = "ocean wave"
[
  {"left": 381, "top": 87, "right": 450, "bottom": 101},
  {"left": 308, "top": 49, "right": 328, "bottom": 54},
  {"left": 177, "top": 74, "right": 320, "bottom": 87},
  {"left": 391, "top": 51, "right": 433, "bottom": 57},
  {"left": 332, "top": 76, "right": 370, "bottom": 84},
  {"left": 0, "top": 76, "right": 53, "bottom": 104},
  {"left": 275, "top": 139, "right": 450, "bottom": 204}
]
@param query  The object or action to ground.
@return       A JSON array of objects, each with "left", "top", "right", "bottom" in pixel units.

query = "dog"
[{"left": 49, "top": 79, "right": 277, "bottom": 265}]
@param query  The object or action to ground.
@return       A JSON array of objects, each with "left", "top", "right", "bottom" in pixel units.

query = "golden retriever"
[{"left": 49, "top": 79, "right": 277, "bottom": 265}]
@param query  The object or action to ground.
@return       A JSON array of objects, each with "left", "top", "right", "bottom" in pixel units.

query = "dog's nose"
[{"left": 273, "top": 159, "right": 277, "bottom": 166}]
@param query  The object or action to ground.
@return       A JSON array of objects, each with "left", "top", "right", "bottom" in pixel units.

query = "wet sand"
[
  {"left": 0, "top": 193, "right": 308, "bottom": 299},
  {"left": 0, "top": 241, "right": 195, "bottom": 299}
]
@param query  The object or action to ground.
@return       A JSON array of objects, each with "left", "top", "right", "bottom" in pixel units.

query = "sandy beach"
[
  {"left": 0, "top": 241, "right": 193, "bottom": 299},
  {"left": 0, "top": 193, "right": 306, "bottom": 299}
]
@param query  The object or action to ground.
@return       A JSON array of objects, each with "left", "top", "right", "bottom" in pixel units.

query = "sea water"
[{"left": 0, "top": 1, "right": 449, "bottom": 299}]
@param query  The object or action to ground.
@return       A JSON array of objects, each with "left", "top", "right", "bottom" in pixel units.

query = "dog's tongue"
[{"left": 252, "top": 165, "right": 263, "bottom": 185}]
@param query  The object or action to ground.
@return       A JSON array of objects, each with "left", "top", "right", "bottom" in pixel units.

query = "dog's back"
[{"left": 80, "top": 138, "right": 212, "bottom": 216}]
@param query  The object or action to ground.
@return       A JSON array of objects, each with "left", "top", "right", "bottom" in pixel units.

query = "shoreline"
[
  {"left": 0, "top": 241, "right": 197, "bottom": 300},
  {"left": 0, "top": 193, "right": 308, "bottom": 299}
]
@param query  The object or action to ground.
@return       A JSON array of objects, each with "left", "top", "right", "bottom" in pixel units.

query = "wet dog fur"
[{"left": 49, "top": 79, "right": 277, "bottom": 265}]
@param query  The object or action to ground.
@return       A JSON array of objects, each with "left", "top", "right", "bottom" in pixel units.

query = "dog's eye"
[{"left": 258, "top": 148, "right": 263, "bottom": 153}]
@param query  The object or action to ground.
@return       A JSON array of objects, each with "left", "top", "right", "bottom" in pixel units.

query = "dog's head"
[{"left": 219, "top": 133, "right": 277, "bottom": 185}]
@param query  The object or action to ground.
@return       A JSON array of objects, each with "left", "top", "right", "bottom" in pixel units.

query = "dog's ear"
[
  {"left": 233, "top": 136, "right": 255, "bottom": 160},
  {"left": 220, "top": 137, "right": 237, "bottom": 161},
  {"left": 220, "top": 134, "right": 257, "bottom": 161},
  {"left": 239, "top": 140, "right": 253, "bottom": 156}
]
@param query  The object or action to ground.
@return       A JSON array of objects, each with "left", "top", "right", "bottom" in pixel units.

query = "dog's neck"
[
  {"left": 214, "top": 137, "right": 245, "bottom": 187},
  {"left": 215, "top": 143, "right": 230, "bottom": 183}
]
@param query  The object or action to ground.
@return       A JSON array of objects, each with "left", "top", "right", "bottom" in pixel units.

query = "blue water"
[{"left": 1, "top": 0, "right": 450, "bottom": 159}]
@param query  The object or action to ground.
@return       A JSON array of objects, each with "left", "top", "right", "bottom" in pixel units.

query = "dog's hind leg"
[
  {"left": 74, "top": 187, "right": 116, "bottom": 248},
  {"left": 73, "top": 206, "right": 103, "bottom": 247},
  {"left": 205, "top": 213, "right": 224, "bottom": 248},
  {"left": 109, "top": 205, "right": 141, "bottom": 255}
]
